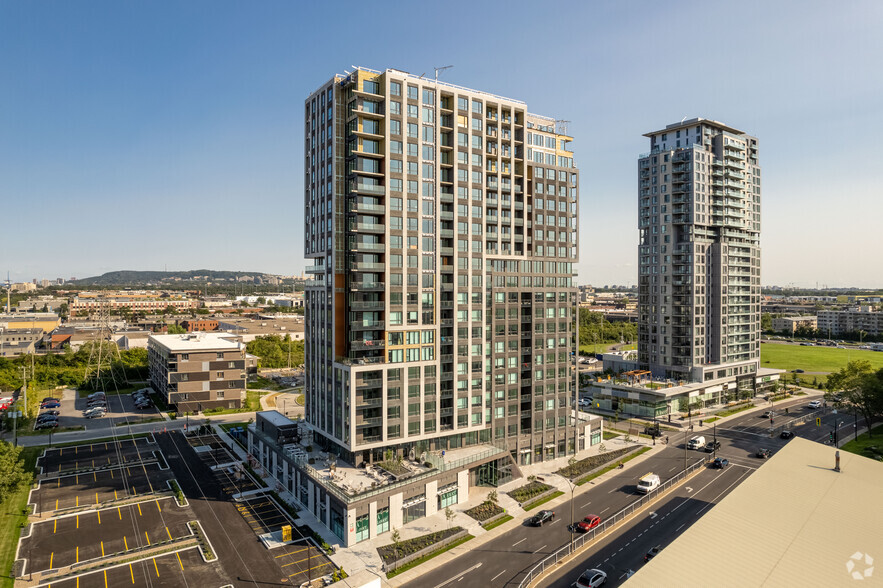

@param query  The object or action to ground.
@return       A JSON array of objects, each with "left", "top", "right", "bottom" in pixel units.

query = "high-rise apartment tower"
[
  {"left": 637, "top": 119, "right": 761, "bottom": 385},
  {"left": 304, "top": 67, "right": 580, "bottom": 472}
]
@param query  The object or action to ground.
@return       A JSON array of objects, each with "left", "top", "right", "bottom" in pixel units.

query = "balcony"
[
  {"left": 350, "top": 339, "right": 386, "bottom": 351},
  {"left": 349, "top": 222, "right": 385, "bottom": 234},
  {"left": 349, "top": 241, "right": 385, "bottom": 253},
  {"left": 356, "top": 416, "right": 383, "bottom": 428},
  {"left": 351, "top": 183, "right": 385, "bottom": 196},
  {"left": 351, "top": 320, "right": 385, "bottom": 330},
  {"left": 350, "top": 281, "right": 385, "bottom": 292},
  {"left": 350, "top": 261, "right": 386, "bottom": 272},
  {"left": 349, "top": 300, "right": 385, "bottom": 311},
  {"left": 348, "top": 201, "right": 385, "bottom": 214},
  {"left": 305, "top": 264, "right": 326, "bottom": 274}
]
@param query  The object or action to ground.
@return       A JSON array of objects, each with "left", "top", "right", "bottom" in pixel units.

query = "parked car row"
[{"left": 131, "top": 388, "right": 153, "bottom": 409}]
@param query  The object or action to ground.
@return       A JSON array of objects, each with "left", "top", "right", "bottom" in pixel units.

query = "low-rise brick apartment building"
[{"left": 147, "top": 332, "right": 247, "bottom": 412}]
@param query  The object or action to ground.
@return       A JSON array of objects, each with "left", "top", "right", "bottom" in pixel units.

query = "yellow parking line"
[
  {"left": 76, "top": 546, "right": 79, "bottom": 563},
  {"left": 101, "top": 541, "right": 105, "bottom": 557},
  {"left": 152, "top": 557, "right": 159, "bottom": 577},
  {"left": 53, "top": 519, "right": 57, "bottom": 534},
  {"left": 105, "top": 442, "right": 108, "bottom": 450},
  {"left": 124, "top": 536, "right": 128, "bottom": 550},
  {"left": 275, "top": 547, "right": 308, "bottom": 558},
  {"left": 110, "top": 470, "right": 114, "bottom": 479},
  {"left": 55, "top": 499, "right": 59, "bottom": 510},
  {"left": 118, "top": 507, "right": 122, "bottom": 520},
  {"left": 76, "top": 474, "right": 79, "bottom": 484},
  {"left": 144, "top": 531, "right": 150, "bottom": 546},
  {"left": 76, "top": 496, "right": 79, "bottom": 507},
  {"left": 103, "top": 569, "right": 107, "bottom": 588},
  {"left": 130, "top": 563, "right": 134, "bottom": 583},
  {"left": 107, "top": 457, "right": 111, "bottom": 465},
  {"left": 156, "top": 499, "right": 162, "bottom": 512},
  {"left": 49, "top": 552, "right": 53, "bottom": 568},
  {"left": 57, "top": 478, "right": 61, "bottom": 488},
  {"left": 92, "top": 461, "right": 96, "bottom": 471},
  {"left": 289, "top": 561, "right": 333, "bottom": 577},
  {"left": 97, "top": 510, "right": 101, "bottom": 524},
  {"left": 76, "top": 515, "right": 79, "bottom": 529},
  {"left": 137, "top": 503, "right": 142, "bottom": 516},
  {"left": 176, "top": 552, "right": 184, "bottom": 570},
  {"left": 95, "top": 492, "right": 99, "bottom": 505},
  {"left": 166, "top": 527, "right": 173, "bottom": 541}
]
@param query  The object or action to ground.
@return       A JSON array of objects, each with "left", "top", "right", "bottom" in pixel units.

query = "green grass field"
[
  {"left": 841, "top": 425, "right": 883, "bottom": 460},
  {"left": 0, "top": 445, "right": 42, "bottom": 587},
  {"left": 579, "top": 343, "right": 636, "bottom": 355},
  {"left": 760, "top": 343, "right": 883, "bottom": 376}
]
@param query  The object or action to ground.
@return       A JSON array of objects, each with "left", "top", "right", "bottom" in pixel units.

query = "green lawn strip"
[
  {"left": 576, "top": 446, "right": 651, "bottom": 486},
  {"left": 602, "top": 431, "right": 620, "bottom": 440},
  {"left": 0, "top": 445, "right": 42, "bottom": 586},
  {"left": 523, "top": 491, "right": 564, "bottom": 511},
  {"left": 77, "top": 384, "right": 142, "bottom": 398},
  {"left": 841, "top": 425, "right": 883, "bottom": 459},
  {"left": 247, "top": 375, "right": 284, "bottom": 391},
  {"left": 716, "top": 403, "right": 755, "bottom": 418},
  {"left": 761, "top": 343, "right": 883, "bottom": 374},
  {"left": 482, "top": 514, "right": 513, "bottom": 531},
  {"left": 703, "top": 417, "right": 720, "bottom": 423},
  {"left": 385, "top": 535, "right": 474, "bottom": 579},
  {"left": 202, "top": 390, "right": 262, "bottom": 415}
]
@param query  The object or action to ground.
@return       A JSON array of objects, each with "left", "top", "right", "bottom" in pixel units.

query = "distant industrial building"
[
  {"left": 147, "top": 332, "right": 247, "bottom": 412},
  {"left": 70, "top": 291, "right": 197, "bottom": 317},
  {"left": 0, "top": 328, "right": 43, "bottom": 357},
  {"left": 0, "top": 312, "right": 61, "bottom": 334}
]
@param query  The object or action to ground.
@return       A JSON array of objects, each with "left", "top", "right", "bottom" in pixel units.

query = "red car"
[{"left": 576, "top": 514, "right": 601, "bottom": 532}]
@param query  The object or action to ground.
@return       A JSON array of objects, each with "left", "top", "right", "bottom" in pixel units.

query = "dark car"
[
  {"left": 35, "top": 420, "right": 59, "bottom": 430},
  {"left": 644, "top": 546, "right": 662, "bottom": 562},
  {"left": 704, "top": 441, "right": 721, "bottom": 452},
  {"left": 39, "top": 410, "right": 60, "bottom": 418},
  {"left": 40, "top": 401, "right": 61, "bottom": 409},
  {"left": 780, "top": 430, "right": 794, "bottom": 439},
  {"left": 756, "top": 448, "right": 771, "bottom": 459},
  {"left": 576, "top": 514, "right": 601, "bottom": 532},
  {"left": 41, "top": 397, "right": 59, "bottom": 403},
  {"left": 529, "top": 510, "right": 555, "bottom": 526},
  {"left": 134, "top": 402, "right": 153, "bottom": 410},
  {"left": 712, "top": 457, "right": 729, "bottom": 468}
]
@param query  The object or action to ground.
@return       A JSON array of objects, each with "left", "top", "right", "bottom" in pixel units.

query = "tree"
[
  {"left": 390, "top": 528, "right": 401, "bottom": 571},
  {"left": 444, "top": 506, "right": 455, "bottom": 529},
  {"left": 0, "top": 442, "right": 32, "bottom": 504},
  {"left": 761, "top": 313, "right": 773, "bottom": 332},
  {"left": 167, "top": 324, "right": 186, "bottom": 335},
  {"left": 827, "top": 360, "right": 883, "bottom": 438},
  {"left": 486, "top": 489, "right": 498, "bottom": 505},
  {"left": 57, "top": 302, "right": 69, "bottom": 320},
  {"left": 163, "top": 305, "right": 178, "bottom": 315}
]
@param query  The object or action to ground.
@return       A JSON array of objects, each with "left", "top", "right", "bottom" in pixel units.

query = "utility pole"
[{"left": 683, "top": 429, "right": 688, "bottom": 472}]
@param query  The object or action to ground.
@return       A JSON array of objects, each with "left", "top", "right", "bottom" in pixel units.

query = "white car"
[
  {"left": 808, "top": 400, "right": 822, "bottom": 409},
  {"left": 576, "top": 568, "right": 607, "bottom": 588},
  {"left": 84, "top": 408, "right": 106, "bottom": 419}
]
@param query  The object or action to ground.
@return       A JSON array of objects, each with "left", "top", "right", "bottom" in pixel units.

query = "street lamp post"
[
  {"left": 683, "top": 430, "right": 688, "bottom": 472},
  {"left": 551, "top": 472, "right": 577, "bottom": 554}
]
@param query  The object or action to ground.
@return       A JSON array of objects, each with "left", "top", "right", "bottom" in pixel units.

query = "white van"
[
  {"left": 687, "top": 436, "right": 706, "bottom": 450},
  {"left": 637, "top": 473, "right": 661, "bottom": 494}
]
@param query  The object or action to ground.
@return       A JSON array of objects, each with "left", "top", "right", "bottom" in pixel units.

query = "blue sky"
[{"left": 2, "top": 0, "right": 881, "bottom": 287}]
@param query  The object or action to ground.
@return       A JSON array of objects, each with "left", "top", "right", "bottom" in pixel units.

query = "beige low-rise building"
[
  {"left": 771, "top": 315, "right": 817, "bottom": 334},
  {"left": 148, "top": 332, "right": 247, "bottom": 412}
]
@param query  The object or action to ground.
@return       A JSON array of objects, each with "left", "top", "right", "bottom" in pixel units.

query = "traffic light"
[{"left": 829, "top": 431, "right": 834, "bottom": 443}]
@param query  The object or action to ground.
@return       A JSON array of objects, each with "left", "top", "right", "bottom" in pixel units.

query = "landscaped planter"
[
  {"left": 378, "top": 527, "right": 466, "bottom": 572},
  {"left": 464, "top": 501, "right": 504, "bottom": 522},
  {"left": 507, "top": 481, "right": 552, "bottom": 503},
  {"left": 555, "top": 446, "right": 636, "bottom": 479}
]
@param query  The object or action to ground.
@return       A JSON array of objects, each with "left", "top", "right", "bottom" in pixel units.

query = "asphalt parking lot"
[
  {"left": 236, "top": 497, "right": 335, "bottom": 585},
  {"left": 32, "top": 462, "right": 169, "bottom": 514},
  {"left": 43, "top": 546, "right": 229, "bottom": 588},
  {"left": 23, "top": 497, "right": 192, "bottom": 573},
  {"left": 38, "top": 437, "right": 156, "bottom": 475}
]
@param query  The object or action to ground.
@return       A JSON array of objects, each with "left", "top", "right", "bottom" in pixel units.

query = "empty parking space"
[
  {"left": 273, "top": 542, "right": 336, "bottom": 585},
  {"left": 23, "top": 497, "right": 193, "bottom": 573},
  {"left": 38, "top": 437, "right": 156, "bottom": 475},
  {"left": 236, "top": 498, "right": 292, "bottom": 535},
  {"left": 32, "top": 463, "right": 169, "bottom": 514},
  {"left": 194, "top": 445, "right": 237, "bottom": 469},
  {"left": 213, "top": 465, "right": 260, "bottom": 496},
  {"left": 44, "top": 546, "right": 228, "bottom": 588}
]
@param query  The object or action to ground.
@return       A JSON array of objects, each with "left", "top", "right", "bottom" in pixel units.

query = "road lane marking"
[
  {"left": 513, "top": 538, "right": 526, "bottom": 547},
  {"left": 549, "top": 519, "right": 560, "bottom": 525},
  {"left": 491, "top": 571, "right": 506, "bottom": 582},
  {"left": 533, "top": 544, "right": 547, "bottom": 554},
  {"left": 582, "top": 502, "right": 591, "bottom": 508},
  {"left": 432, "top": 562, "right": 483, "bottom": 588},
  {"left": 600, "top": 507, "right": 609, "bottom": 514},
  {"left": 668, "top": 466, "right": 677, "bottom": 472},
  {"left": 676, "top": 523, "right": 685, "bottom": 532}
]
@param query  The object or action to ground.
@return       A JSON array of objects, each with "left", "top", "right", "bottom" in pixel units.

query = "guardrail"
[
  {"left": 767, "top": 407, "right": 829, "bottom": 438},
  {"left": 517, "top": 457, "right": 708, "bottom": 588}
]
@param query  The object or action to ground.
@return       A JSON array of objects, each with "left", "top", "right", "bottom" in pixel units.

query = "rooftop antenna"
[
  {"left": 555, "top": 119, "right": 571, "bottom": 136},
  {"left": 434, "top": 65, "right": 454, "bottom": 84},
  {"left": 681, "top": 116, "right": 688, "bottom": 123}
]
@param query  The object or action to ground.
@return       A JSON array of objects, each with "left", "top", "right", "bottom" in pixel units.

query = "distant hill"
[{"left": 70, "top": 270, "right": 285, "bottom": 286}]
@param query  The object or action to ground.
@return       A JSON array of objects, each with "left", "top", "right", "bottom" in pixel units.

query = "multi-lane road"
[{"left": 404, "top": 393, "right": 833, "bottom": 588}]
